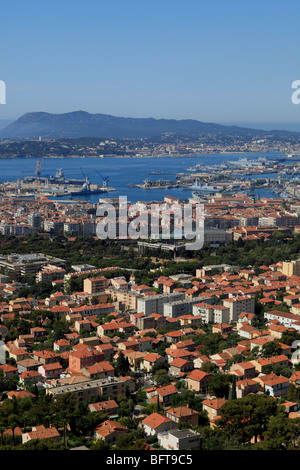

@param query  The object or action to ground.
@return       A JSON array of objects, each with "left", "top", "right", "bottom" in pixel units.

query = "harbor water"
[{"left": 0, "top": 152, "right": 286, "bottom": 203}]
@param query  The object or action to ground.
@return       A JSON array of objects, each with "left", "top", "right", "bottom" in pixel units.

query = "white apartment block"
[
  {"left": 163, "top": 296, "right": 213, "bottom": 318},
  {"left": 192, "top": 303, "right": 230, "bottom": 324},
  {"left": 264, "top": 310, "right": 300, "bottom": 331},
  {"left": 223, "top": 296, "right": 255, "bottom": 323},
  {"left": 213, "top": 305, "right": 230, "bottom": 324},
  {"left": 137, "top": 292, "right": 185, "bottom": 316}
]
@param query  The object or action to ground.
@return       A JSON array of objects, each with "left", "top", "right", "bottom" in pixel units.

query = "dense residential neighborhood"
[
  {"left": 0, "top": 227, "right": 300, "bottom": 451},
  {"left": 3, "top": 0, "right": 300, "bottom": 458}
]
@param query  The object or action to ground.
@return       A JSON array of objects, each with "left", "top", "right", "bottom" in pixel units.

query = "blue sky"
[{"left": 1, "top": 0, "right": 300, "bottom": 129}]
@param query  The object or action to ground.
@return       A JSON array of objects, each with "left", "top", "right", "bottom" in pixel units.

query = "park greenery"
[{"left": 1, "top": 231, "right": 300, "bottom": 291}]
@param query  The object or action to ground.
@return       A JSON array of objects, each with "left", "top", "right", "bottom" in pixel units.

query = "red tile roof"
[{"left": 142, "top": 412, "right": 172, "bottom": 429}]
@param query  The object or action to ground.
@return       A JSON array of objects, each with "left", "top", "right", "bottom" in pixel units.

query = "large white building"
[
  {"left": 163, "top": 296, "right": 214, "bottom": 318},
  {"left": 137, "top": 292, "right": 185, "bottom": 316},
  {"left": 192, "top": 303, "right": 230, "bottom": 324},
  {"left": 223, "top": 296, "right": 255, "bottom": 323},
  {"left": 264, "top": 310, "right": 300, "bottom": 331}
]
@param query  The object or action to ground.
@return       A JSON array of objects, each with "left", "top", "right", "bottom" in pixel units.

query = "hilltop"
[{"left": 1, "top": 110, "right": 299, "bottom": 140}]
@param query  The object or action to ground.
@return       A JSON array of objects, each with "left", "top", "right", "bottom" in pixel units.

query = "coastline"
[{"left": 0, "top": 150, "right": 284, "bottom": 159}]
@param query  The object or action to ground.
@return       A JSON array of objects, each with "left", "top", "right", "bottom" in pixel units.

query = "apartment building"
[
  {"left": 110, "top": 277, "right": 128, "bottom": 291},
  {"left": 135, "top": 315, "right": 156, "bottom": 330},
  {"left": 223, "top": 296, "right": 255, "bottom": 323},
  {"left": 46, "top": 377, "right": 127, "bottom": 400},
  {"left": 264, "top": 310, "right": 300, "bottom": 331},
  {"left": 0, "top": 223, "right": 36, "bottom": 236},
  {"left": 163, "top": 296, "right": 214, "bottom": 319},
  {"left": 83, "top": 276, "right": 110, "bottom": 295},
  {"left": 137, "top": 292, "right": 185, "bottom": 317},
  {"left": 203, "top": 229, "right": 233, "bottom": 245},
  {"left": 106, "top": 288, "right": 143, "bottom": 311},
  {"left": 192, "top": 303, "right": 229, "bottom": 324},
  {"left": 63, "top": 221, "right": 97, "bottom": 236},
  {"left": 36, "top": 264, "right": 66, "bottom": 283},
  {"left": 281, "top": 259, "right": 300, "bottom": 277},
  {"left": 211, "top": 305, "right": 230, "bottom": 324},
  {"left": 70, "top": 303, "right": 115, "bottom": 317}
]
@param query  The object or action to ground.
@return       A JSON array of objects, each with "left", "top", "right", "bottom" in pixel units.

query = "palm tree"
[{"left": 22, "top": 412, "right": 29, "bottom": 432}]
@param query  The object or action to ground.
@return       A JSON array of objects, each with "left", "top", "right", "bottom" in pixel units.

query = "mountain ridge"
[{"left": 1, "top": 110, "right": 299, "bottom": 139}]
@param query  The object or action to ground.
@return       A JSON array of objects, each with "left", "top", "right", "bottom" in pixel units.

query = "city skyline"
[{"left": 1, "top": 0, "right": 300, "bottom": 131}]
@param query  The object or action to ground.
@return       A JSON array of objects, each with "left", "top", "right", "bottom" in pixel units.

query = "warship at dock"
[
  {"left": 188, "top": 179, "right": 220, "bottom": 194},
  {"left": 0, "top": 161, "right": 115, "bottom": 198},
  {"left": 285, "top": 152, "right": 300, "bottom": 160}
]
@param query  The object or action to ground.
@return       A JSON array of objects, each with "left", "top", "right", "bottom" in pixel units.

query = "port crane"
[
  {"left": 35, "top": 160, "right": 42, "bottom": 178},
  {"left": 95, "top": 170, "right": 109, "bottom": 188},
  {"left": 79, "top": 168, "right": 109, "bottom": 187},
  {"left": 35, "top": 157, "right": 46, "bottom": 180}
]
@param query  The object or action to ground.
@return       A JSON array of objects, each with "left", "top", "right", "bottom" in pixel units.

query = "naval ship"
[
  {"left": 188, "top": 179, "right": 220, "bottom": 193},
  {"left": 285, "top": 152, "right": 300, "bottom": 160},
  {"left": 2, "top": 160, "right": 115, "bottom": 197},
  {"left": 23, "top": 162, "right": 86, "bottom": 185}
]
